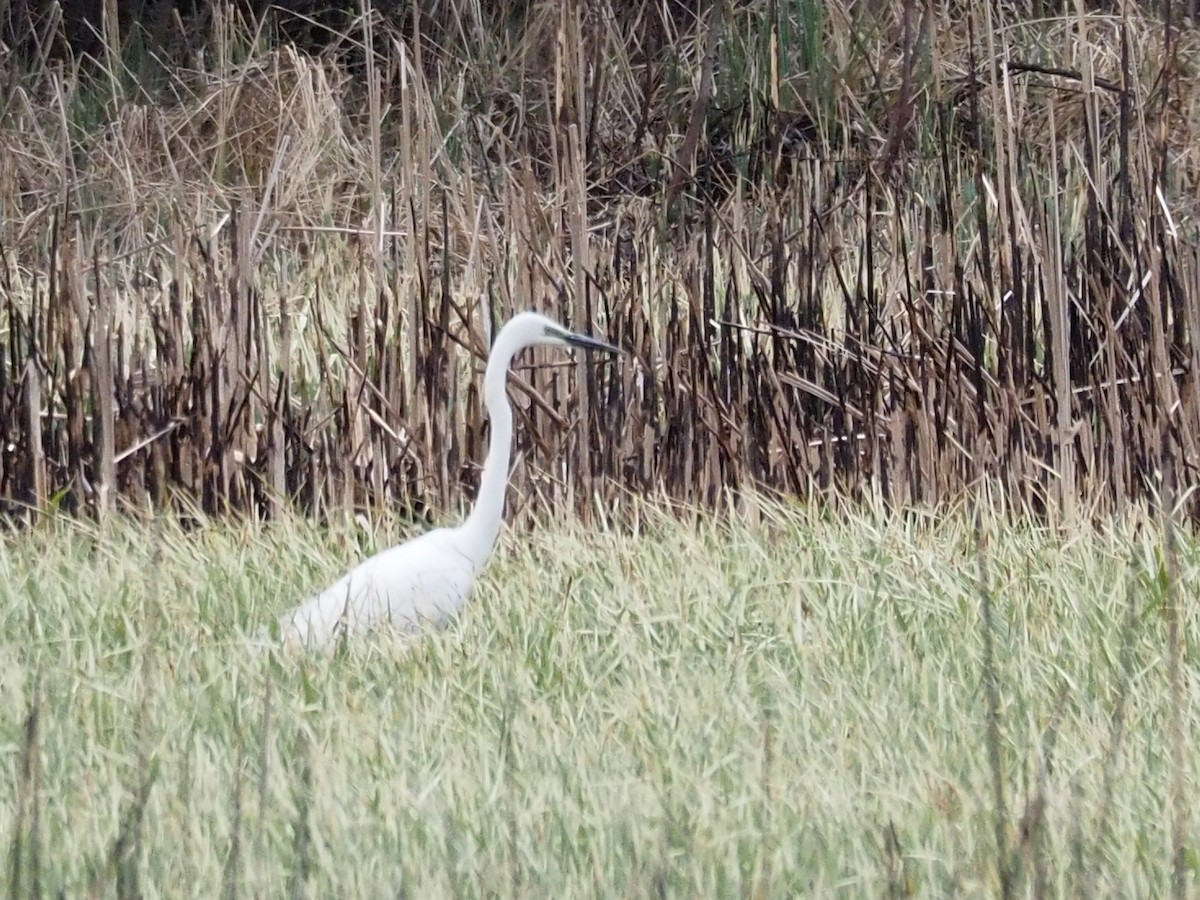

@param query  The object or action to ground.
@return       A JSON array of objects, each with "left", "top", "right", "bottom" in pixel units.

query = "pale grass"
[{"left": 0, "top": 495, "right": 1195, "bottom": 896}]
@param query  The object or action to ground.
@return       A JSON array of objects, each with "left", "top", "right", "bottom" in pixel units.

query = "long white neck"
[{"left": 459, "top": 327, "right": 521, "bottom": 565}]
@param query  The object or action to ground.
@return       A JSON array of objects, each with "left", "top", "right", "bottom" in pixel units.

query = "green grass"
[{"left": 0, "top": 497, "right": 1196, "bottom": 896}]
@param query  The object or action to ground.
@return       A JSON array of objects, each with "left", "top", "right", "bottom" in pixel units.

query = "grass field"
[
  {"left": 0, "top": 496, "right": 1195, "bottom": 896},
  {"left": 3, "top": 2, "right": 1198, "bottom": 895}
]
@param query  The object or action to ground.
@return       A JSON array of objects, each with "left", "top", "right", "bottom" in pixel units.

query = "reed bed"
[{"left": 2, "top": 1, "right": 1198, "bottom": 525}]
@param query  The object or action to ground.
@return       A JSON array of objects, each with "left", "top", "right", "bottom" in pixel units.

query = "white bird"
[{"left": 273, "top": 311, "right": 622, "bottom": 647}]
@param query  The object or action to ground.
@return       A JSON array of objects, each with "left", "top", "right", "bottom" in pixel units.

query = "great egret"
[{"left": 274, "top": 311, "right": 621, "bottom": 647}]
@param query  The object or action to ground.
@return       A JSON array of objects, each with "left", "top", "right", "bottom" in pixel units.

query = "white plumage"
[{"left": 273, "top": 311, "right": 621, "bottom": 647}]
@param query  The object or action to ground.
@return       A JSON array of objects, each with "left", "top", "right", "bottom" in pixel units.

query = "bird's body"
[
  {"left": 277, "top": 527, "right": 480, "bottom": 644},
  {"left": 274, "top": 311, "right": 620, "bottom": 647}
]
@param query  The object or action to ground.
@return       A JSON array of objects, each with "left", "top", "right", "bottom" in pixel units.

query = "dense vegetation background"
[
  {"left": 2, "top": 5, "right": 1199, "bottom": 896},
  {"left": 2, "top": 0, "right": 1199, "bottom": 526}
]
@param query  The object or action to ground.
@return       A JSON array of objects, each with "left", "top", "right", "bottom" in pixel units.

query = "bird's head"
[{"left": 501, "top": 311, "right": 623, "bottom": 356}]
